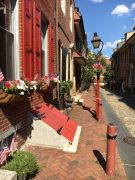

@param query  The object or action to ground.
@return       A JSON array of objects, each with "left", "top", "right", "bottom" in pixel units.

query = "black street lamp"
[
  {"left": 91, "top": 32, "right": 104, "bottom": 55},
  {"left": 91, "top": 32, "right": 104, "bottom": 121}
]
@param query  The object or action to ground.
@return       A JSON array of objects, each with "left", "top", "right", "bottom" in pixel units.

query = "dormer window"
[{"left": 61, "top": 0, "right": 66, "bottom": 15}]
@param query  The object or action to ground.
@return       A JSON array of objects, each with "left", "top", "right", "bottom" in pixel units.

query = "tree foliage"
[{"left": 81, "top": 49, "right": 107, "bottom": 90}]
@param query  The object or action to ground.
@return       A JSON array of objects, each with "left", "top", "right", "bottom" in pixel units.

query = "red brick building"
[
  {"left": 111, "top": 29, "right": 135, "bottom": 93},
  {"left": 0, "top": 0, "right": 87, "bottom": 151},
  {"left": 0, "top": 0, "right": 57, "bottom": 149}
]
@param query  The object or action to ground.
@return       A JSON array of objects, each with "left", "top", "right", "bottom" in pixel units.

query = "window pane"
[{"left": 0, "top": 0, "right": 14, "bottom": 80}]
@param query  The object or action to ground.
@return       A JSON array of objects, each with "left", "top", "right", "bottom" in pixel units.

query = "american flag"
[
  {"left": 0, "top": 150, "right": 6, "bottom": 165},
  {"left": 10, "top": 137, "right": 17, "bottom": 153},
  {"left": 3, "top": 146, "right": 11, "bottom": 157},
  {"left": 0, "top": 68, "right": 4, "bottom": 82}
]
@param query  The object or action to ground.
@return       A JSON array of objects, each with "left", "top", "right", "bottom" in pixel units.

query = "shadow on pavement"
[
  {"left": 93, "top": 150, "right": 106, "bottom": 172},
  {"left": 101, "top": 86, "right": 135, "bottom": 110},
  {"left": 82, "top": 106, "right": 96, "bottom": 119},
  {"left": 118, "top": 97, "right": 135, "bottom": 110}
]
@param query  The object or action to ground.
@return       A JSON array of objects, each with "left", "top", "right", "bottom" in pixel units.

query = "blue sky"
[{"left": 75, "top": 0, "right": 135, "bottom": 57}]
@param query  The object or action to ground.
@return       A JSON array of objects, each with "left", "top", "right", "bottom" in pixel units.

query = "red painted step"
[
  {"left": 37, "top": 103, "right": 68, "bottom": 123},
  {"left": 60, "top": 120, "right": 77, "bottom": 142},
  {"left": 30, "top": 103, "right": 78, "bottom": 142},
  {"left": 42, "top": 116, "right": 62, "bottom": 131}
]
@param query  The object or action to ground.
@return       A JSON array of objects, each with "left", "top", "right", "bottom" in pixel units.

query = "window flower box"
[
  {"left": 0, "top": 92, "right": 28, "bottom": 104},
  {"left": 0, "top": 79, "right": 36, "bottom": 104}
]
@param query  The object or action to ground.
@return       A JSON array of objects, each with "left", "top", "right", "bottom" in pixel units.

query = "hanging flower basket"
[
  {"left": 93, "top": 62, "right": 103, "bottom": 74},
  {"left": 0, "top": 91, "right": 27, "bottom": 104}
]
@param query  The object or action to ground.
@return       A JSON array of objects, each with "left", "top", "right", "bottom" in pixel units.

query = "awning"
[{"left": 73, "top": 50, "right": 86, "bottom": 65}]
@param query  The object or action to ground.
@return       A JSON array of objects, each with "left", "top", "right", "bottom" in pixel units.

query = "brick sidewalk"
[{"left": 27, "top": 87, "right": 127, "bottom": 180}]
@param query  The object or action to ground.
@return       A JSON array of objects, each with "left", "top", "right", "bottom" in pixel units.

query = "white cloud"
[
  {"left": 90, "top": 0, "right": 104, "bottom": 3},
  {"left": 131, "top": 3, "right": 135, "bottom": 10},
  {"left": 104, "top": 39, "right": 122, "bottom": 49},
  {"left": 111, "top": 5, "right": 130, "bottom": 16},
  {"left": 133, "top": 17, "right": 135, "bottom": 21}
]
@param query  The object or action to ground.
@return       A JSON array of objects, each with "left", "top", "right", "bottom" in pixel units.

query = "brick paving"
[{"left": 27, "top": 87, "right": 127, "bottom": 180}]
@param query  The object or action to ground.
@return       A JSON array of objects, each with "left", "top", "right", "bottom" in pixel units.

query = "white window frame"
[
  {"left": 70, "top": 2, "right": 73, "bottom": 32},
  {"left": 61, "top": 0, "right": 66, "bottom": 15},
  {"left": 41, "top": 22, "right": 48, "bottom": 76},
  {"left": 11, "top": 0, "right": 20, "bottom": 79},
  {"left": 0, "top": 0, "right": 19, "bottom": 80}
]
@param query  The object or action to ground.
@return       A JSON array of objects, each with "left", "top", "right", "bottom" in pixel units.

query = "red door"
[
  {"left": 22, "top": 0, "right": 33, "bottom": 80},
  {"left": 33, "top": 1, "right": 42, "bottom": 78}
]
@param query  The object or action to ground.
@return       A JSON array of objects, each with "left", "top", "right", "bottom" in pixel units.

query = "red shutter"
[
  {"left": 33, "top": 1, "right": 42, "bottom": 78},
  {"left": 48, "top": 24, "right": 54, "bottom": 74},
  {"left": 22, "top": 0, "right": 33, "bottom": 80}
]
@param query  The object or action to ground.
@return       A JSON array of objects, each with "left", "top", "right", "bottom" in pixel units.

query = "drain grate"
[{"left": 123, "top": 136, "right": 135, "bottom": 146}]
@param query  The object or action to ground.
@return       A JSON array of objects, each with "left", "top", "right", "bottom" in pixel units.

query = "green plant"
[
  {"left": 60, "top": 80, "right": 73, "bottom": 98},
  {"left": 3, "top": 151, "right": 39, "bottom": 178},
  {"left": 81, "top": 50, "right": 107, "bottom": 90}
]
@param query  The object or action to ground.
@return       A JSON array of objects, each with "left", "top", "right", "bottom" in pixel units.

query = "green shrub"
[
  {"left": 3, "top": 151, "right": 39, "bottom": 178},
  {"left": 60, "top": 80, "right": 73, "bottom": 98},
  {"left": 81, "top": 70, "right": 93, "bottom": 90}
]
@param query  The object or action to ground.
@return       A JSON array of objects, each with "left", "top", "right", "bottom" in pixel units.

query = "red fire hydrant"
[{"left": 106, "top": 123, "right": 117, "bottom": 176}]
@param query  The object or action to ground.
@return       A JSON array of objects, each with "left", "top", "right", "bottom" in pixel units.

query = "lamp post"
[{"left": 91, "top": 33, "right": 104, "bottom": 121}]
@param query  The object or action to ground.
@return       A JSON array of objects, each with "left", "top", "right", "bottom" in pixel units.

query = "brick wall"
[
  {"left": 0, "top": 0, "right": 76, "bottom": 148},
  {"left": 119, "top": 48, "right": 130, "bottom": 85},
  {"left": 0, "top": 88, "right": 55, "bottom": 147},
  {"left": 40, "top": 0, "right": 55, "bottom": 25},
  {"left": 58, "top": 0, "right": 74, "bottom": 47}
]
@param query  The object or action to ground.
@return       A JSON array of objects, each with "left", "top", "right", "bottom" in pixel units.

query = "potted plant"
[
  {"left": 60, "top": 80, "right": 73, "bottom": 108},
  {"left": 60, "top": 81, "right": 73, "bottom": 97}
]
